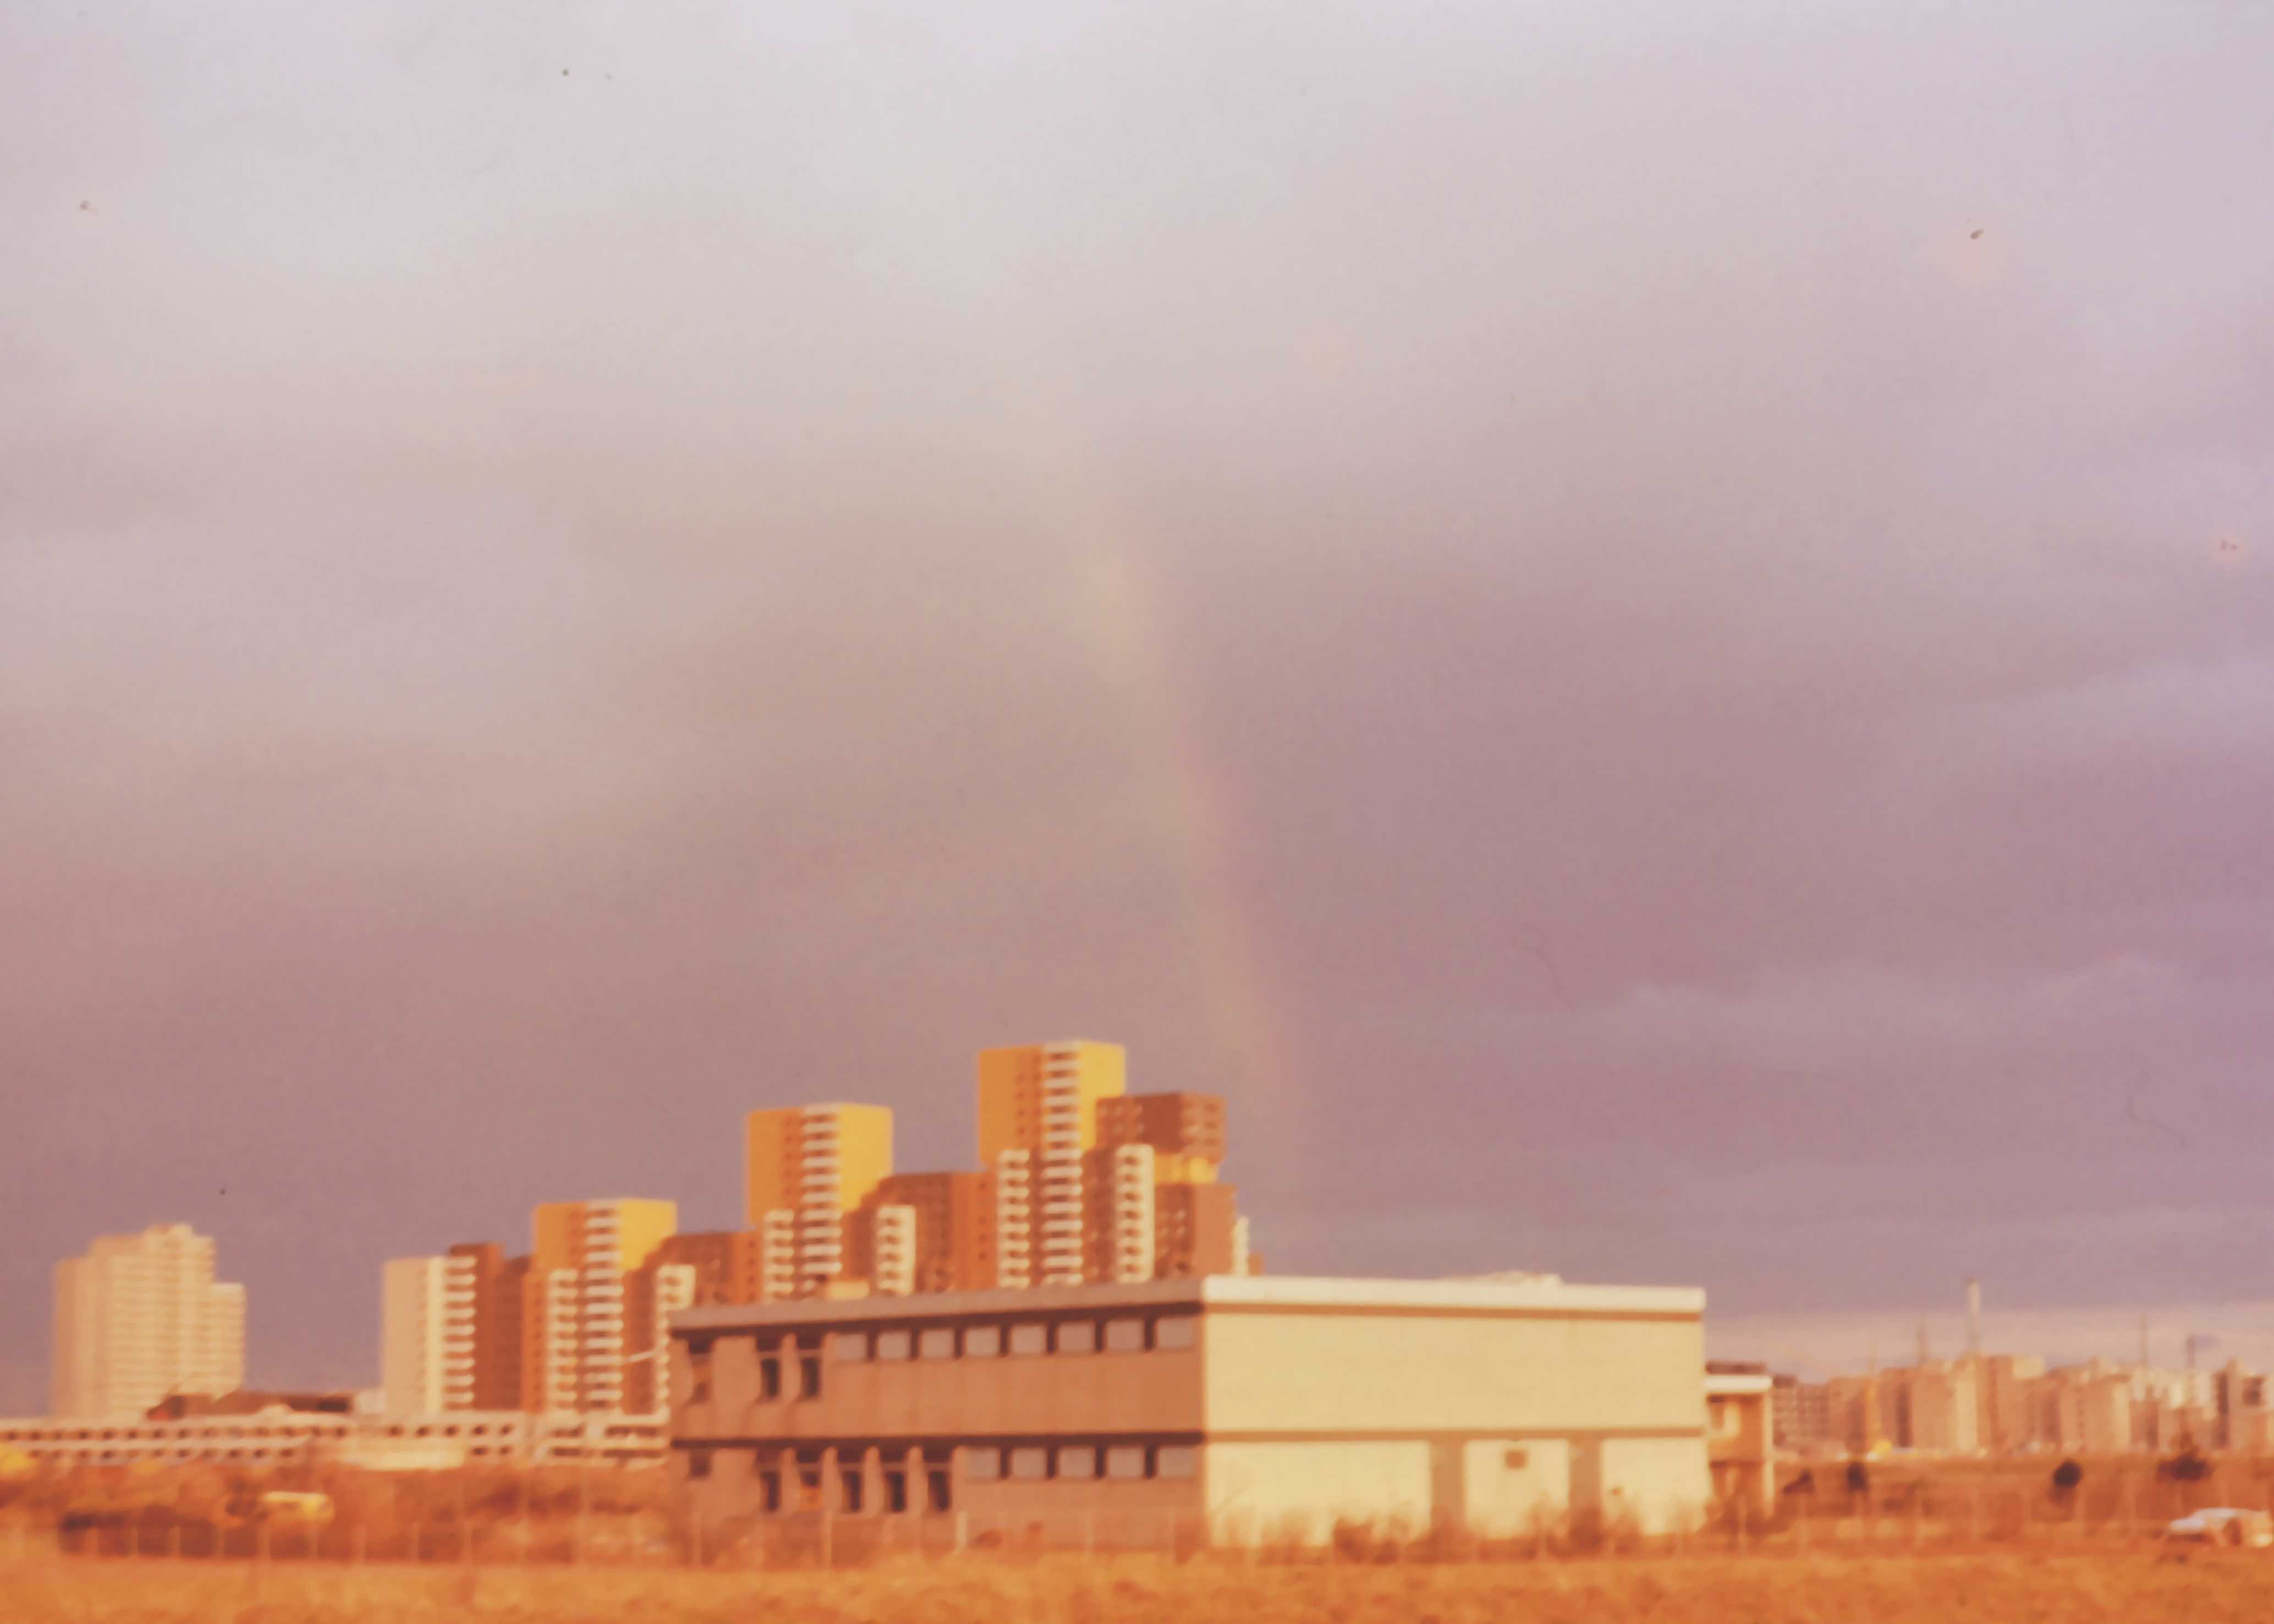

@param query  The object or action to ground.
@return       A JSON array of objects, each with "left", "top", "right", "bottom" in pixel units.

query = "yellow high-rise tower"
[
  {"left": 525, "top": 1197, "right": 677, "bottom": 1412},
  {"left": 977, "top": 1041, "right": 1126, "bottom": 1287},
  {"left": 745, "top": 1104, "right": 893, "bottom": 1297}
]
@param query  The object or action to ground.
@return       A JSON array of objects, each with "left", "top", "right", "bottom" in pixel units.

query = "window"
[
  {"left": 927, "top": 1467, "right": 952, "bottom": 1512},
  {"left": 920, "top": 1328, "right": 956, "bottom": 1359},
  {"left": 876, "top": 1329, "right": 911, "bottom": 1361},
  {"left": 964, "top": 1447, "right": 1002, "bottom": 1482},
  {"left": 841, "top": 1468, "right": 864, "bottom": 1512},
  {"left": 760, "top": 1468, "right": 783, "bottom": 1513},
  {"left": 965, "top": 1325, "right": 1002, "bottom": 1357},
  {"left": 1153, "top": 1316, "right": 1197, "bottom": 1350},
  {"left": 1103, "top": 1319, "right": 1145, "bottom": 1353},
  {"left": 1057, "top": 1445, "right": 1098, "bottom": 1480},
  {"left": 1009, "top": 1446, "right": 1049, "bottom": 1481},
  {"left": 1056, "top": 1321, "right": 1096, "bottom": 1354},
  {"left": 799, "top": 1353, "right": 822, "bottom": 1400},
  {"left": 837, "top": 1332, "right": 872, "bottom": 1363},
  {"left": 759, "top": 1352, "right": 782, "bottom": 1401},
  {"left": 1105, "top": 1445, "right": 1146, "bottom": 1480},
  {"left": 1154, "top": 1446, "right": 1197, "bottom": 1480},
  {"left": 884, "top": 1468, "right": 909, "bottom": 1513},
  {"left": 688, "top": 1448, "right": 712, "bottom": 1479},
  {"left": 1008, "top": 1323, "right": 1047, "bottom": 1356}
]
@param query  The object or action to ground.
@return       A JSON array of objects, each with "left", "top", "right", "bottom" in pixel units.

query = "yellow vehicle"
[{"left": 256, "top": 1490, "right": 334, "bottom": 1528}]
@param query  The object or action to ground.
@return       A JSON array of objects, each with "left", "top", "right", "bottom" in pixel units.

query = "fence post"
[{"left": 826, "top": 1444, "right": 844, "bottom": 1568}]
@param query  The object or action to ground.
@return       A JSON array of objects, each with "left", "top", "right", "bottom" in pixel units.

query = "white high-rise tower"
[{"left": 52, "top": 1224, "right": 245, "bottom": 1418}]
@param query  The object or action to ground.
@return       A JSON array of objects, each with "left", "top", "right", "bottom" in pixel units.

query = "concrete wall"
[
  {"left": 681, "top": 1314, "right": 1206, "bottom": 1443},
  {"left": 1199, "top": 1298, "right": 1708, "bottom": 1534},
  {"left": 1204, "top": 1440, "right": 1433, "bottom": 1542}
]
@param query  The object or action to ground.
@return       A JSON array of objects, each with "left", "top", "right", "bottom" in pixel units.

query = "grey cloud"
[{"left": 5, "top": 0, "right": 2274, "bottom": 1408}]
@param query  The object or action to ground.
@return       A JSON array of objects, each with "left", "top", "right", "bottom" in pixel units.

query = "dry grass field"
[{"left": 4, "top": 1551, "right": 2272, "bottom": 1623}]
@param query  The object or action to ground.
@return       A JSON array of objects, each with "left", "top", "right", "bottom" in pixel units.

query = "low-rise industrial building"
[
  {"left": 668, "top": 1274, "right": 1712, "bottom": 1546},
  {"left": 0, "top": 1408, "right": 668, "bottom": 1471}
]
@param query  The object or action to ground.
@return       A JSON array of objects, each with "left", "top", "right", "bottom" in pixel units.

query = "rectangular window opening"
[{"left": 1154, "top": 1445, "right": 1197, "bottom": 1480}]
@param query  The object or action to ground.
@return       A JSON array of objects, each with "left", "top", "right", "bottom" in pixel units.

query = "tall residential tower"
[
  {"left": 745, "top": 1104, "right": 894, "bottom": 1297},
  {"left": 53, "top": 1224, "right": 245, "bottom": 1419}
]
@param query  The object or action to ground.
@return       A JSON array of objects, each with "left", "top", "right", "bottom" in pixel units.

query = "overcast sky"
[{"left": 5, "top": 1, "right": 2271, "bottom": 1407}]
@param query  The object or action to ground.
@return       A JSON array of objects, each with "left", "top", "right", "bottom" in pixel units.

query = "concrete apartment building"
[
  {"left": 1975, "top": 1353, "right": 2045, "bottom": 1454},
  {"left": 380, "top": 1198, "right": 688, "bottom": 1417},
  {"left": 746, "top": 1104, "right": 897, "bottom": 1296},
  {"left": 668, "top": 1274, "right": 1713, "bottom": 1546},
  {"left": 52, "top": 1224, "right": 246, "bottom": 1419},
  {"left": 728, "top": 1043, "right": 1249, "bottom": 1308},
  {"left": 2039, "top": 1362, "right": 2135, "bottom": 1455},
  {"left": 1777, "top": 1351, "right": 2274, "bottom": 1459},
  {"left": 976, "top": 1042, "right": 1246, "bottom": 1288},
  {"left": 371, "top": 1043, "right": 1256, "bottom": 1419},
  {"left": 380, "top": 1255, "right": 474, "bottom": 1416}
]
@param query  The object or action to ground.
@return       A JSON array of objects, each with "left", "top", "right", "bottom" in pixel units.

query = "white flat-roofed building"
[
  {"left": 0, "top": 1408, "right": 668, "bottom": 1472},
  {"left": 667, "top": 1273, "right": 1712, "bottom": 1546}
]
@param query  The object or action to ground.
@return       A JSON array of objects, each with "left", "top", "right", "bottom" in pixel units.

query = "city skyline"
[{"left": 8, "top": 0, "right": 2274, "bottom": 1418}]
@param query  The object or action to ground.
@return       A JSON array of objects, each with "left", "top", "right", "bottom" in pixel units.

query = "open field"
[{"left": 6, "top": 1553, "right": 2274, "bottom": 1623}]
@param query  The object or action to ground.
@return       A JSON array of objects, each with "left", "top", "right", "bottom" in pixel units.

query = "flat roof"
[{"left": 672, "top": 1274, "right": 1705, "bottom": 1334}]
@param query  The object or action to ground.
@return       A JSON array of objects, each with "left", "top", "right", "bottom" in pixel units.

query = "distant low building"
[
  {"left": 0, "top": 1407, "right": 668, "bottom": 1471},
  {"left": 1704, "top": 1366, "right": 1774, "bottom": 1511}
]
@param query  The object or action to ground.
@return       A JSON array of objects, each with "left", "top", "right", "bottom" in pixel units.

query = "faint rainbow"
[{"left": 1073, "top": 538, "right": 1304, "bottom": 1167}]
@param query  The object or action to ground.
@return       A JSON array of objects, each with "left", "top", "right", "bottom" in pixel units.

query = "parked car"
[{"left": 2163, "top": 1509, "right": 2274, "bottom": 1548}]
